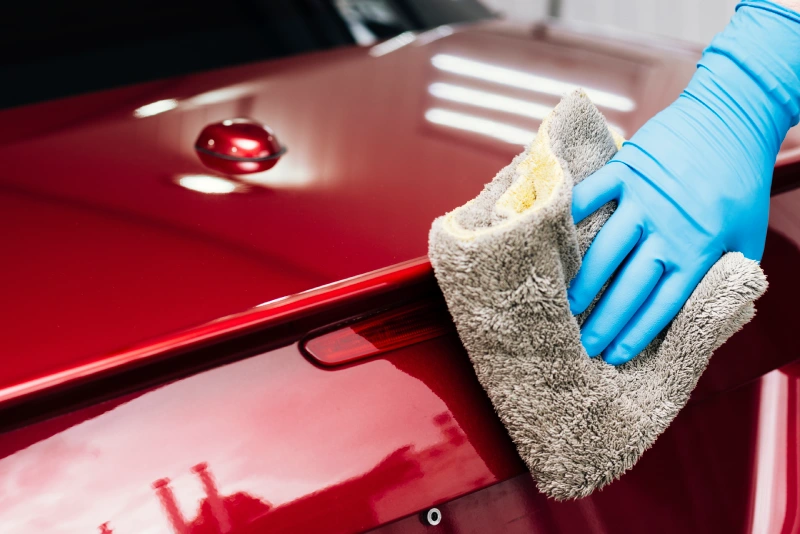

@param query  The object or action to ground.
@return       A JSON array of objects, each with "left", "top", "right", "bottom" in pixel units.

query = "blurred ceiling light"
[
  {"left": 232, "top": 138, "right": 261, "bottom": 151},
  {"left": 429, "top": 83, "right": 626, "bottom": 135},
  {"left": 133, "top": 99, "right": 178, "bottom": 118},
  {"left": 415, "top": 25, "right": 454, "bottom": 46},
  {"left": 235, "top": 154, "right": 314, "bottom": 188},
  {"left": 237, "top": 168, "right": 314, "bottom": 188},
  {"left": 176, "top": 175, "right": 242, "bottom": 194},
  {"left": 425, "top": 108, "right": 535, "bottom": 145},
  {"left": 431, "top": 55, "right": 635, "bottom": 112},
  {"left": 429, "top": 82, "right": 551, "bottom": 120},
  {"left": 369, "top": 31, "right": 416, "bottom": 57},
  {"left": 749, "top": 370, "right": 790, "bottom": 534},
  {"left": 187, "top": 86, "right": 253, "bottom": 106}
]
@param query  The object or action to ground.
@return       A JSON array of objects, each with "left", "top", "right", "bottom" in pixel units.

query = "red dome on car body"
[{"left": 195, "top": 118, "right": 286, "bottom": 174}]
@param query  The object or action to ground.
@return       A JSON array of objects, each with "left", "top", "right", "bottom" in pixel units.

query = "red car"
[{"left": 2, "top": 1, "right": 800, "bottom": 532}]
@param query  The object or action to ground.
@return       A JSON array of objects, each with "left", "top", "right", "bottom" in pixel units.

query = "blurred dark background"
[{"left": 0, "top": 0, "right": 492, "bottom": 109}]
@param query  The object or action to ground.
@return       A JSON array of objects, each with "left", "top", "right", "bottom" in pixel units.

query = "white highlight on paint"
[
  {"left": 749, "top": 370, "right": 789, "bottom": 534},
  {"left": 428, "top": 82, "right": 626, "bottom": 135},
  {"left": 429, "top": 82, "right": 552, "bottom": 120},
  {"left": 369, "top": 31, "right": 416, "bottom": 57},
  {"left": 255, "top": 295, "right": 292, "bottom": 308},
  {"left": 425, "top": 108, "right": 535, "bottom": 145},
  {"left": 430, "top": 54, "right": 635, "bottom": 112},
  {"left": 187, "top": 86, "right": 253, "bottom": 106},
  {"left": 234, "top": 139, "right": 260, "bottom": 151},
  {"left": 177, "top": 175, "right": 240, "bottom": 194},
  {"left": 133, "top": 99, "right": 179, "bottom": 118},
  {"left": 236, "top": 160, "right": 314, "bottom": 188},
  {"left": 415, "top": 25, "right": 454, "bottom": 46}
]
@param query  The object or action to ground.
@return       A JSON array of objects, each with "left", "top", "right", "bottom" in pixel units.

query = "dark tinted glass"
[
  {"left": 403, "top": 0, "right": 494, "bottom": 28},
  {"left": 0, "top": 0, "right": 491, "bottom": 109}
]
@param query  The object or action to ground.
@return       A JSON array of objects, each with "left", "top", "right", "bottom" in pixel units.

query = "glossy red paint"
[
  {"left": 0, "top": 257, "right": 433, "bottom": 414},
  {"left": 773, "top": 147, "right": 800, "bottom": 194},
  {"left": 0, "top": 20, "right": 798, "bottom": 394},
  {"left": 0, "top": 21, "right": 701, "bottom": 391},
  {"left": 3, "top": 212, "right": 799, "bottom": 423},
  {"left": 2, "top": 318, "right": 799, "bottom": 533},
  {"left": 371, "top": 367, "right": 800, "bottom": 533},
  {"left": 745, "top": 364, "right": 800, "bottom": 533},
  {"left": 0, "top": 325, "right": 525, "bottom": 532},
  {"left": 195, "top": 118, "right": 285, "bottom": 175},
  {"left": 2, "top": 17, "right": 800, "bottom": 534},
  {"left": 0, "top": 231, "right": 798, "bottom": 532},
  {"left": 301, "top": 299, "right": 453, "bottom": 367}
]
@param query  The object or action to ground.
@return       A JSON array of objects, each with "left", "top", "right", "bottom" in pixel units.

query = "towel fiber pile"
[{"left": 428, "top": 90, "right": 767, "bottom": 500}]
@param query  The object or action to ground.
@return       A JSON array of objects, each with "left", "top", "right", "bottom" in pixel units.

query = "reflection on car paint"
[{"left": 0, "top": 340, "right": 522, "bottom": 533}]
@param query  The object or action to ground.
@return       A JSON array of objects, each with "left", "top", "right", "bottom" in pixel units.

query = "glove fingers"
[
  {"left": 602, "top": 266, "right": 705, "bottom": 365},
  {"left": 571, "top": 163, "right": 622, "bottom": 224},
  {"left": 579, "top": 242, "right": 665, "bottom": 357},
  {"left": 567, "top": 207, "right": 642, "bottom": 315}
]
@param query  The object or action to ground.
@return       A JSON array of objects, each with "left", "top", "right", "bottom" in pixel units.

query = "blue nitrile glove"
[{"left": 568, "top": 0, "right": 800, "bottom": 365}]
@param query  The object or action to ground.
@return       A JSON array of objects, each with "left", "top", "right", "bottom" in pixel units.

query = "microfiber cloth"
[{"left": 428, "top": 90, "right": 768, "bottom": 500}]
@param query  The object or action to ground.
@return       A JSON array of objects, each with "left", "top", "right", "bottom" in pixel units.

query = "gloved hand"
[{"left": 568, "top": 0, "right": 800, "bottom": 365}]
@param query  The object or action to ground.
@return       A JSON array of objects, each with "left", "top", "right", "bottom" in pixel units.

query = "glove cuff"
[
  {"left": 680, "top": 0, "right": 800, "bottom": 172},
  {"left": 704, "top": 0, "right": 800, "bottom": 129}
]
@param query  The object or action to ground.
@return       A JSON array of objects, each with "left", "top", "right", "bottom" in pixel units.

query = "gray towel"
[{"left": 428, "top": 90, "right": 768, "bottom": 500}]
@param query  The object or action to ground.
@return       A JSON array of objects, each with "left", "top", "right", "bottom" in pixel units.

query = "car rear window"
[{"left": 0, "top": 0, "right": 492, "bottom": 109}]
